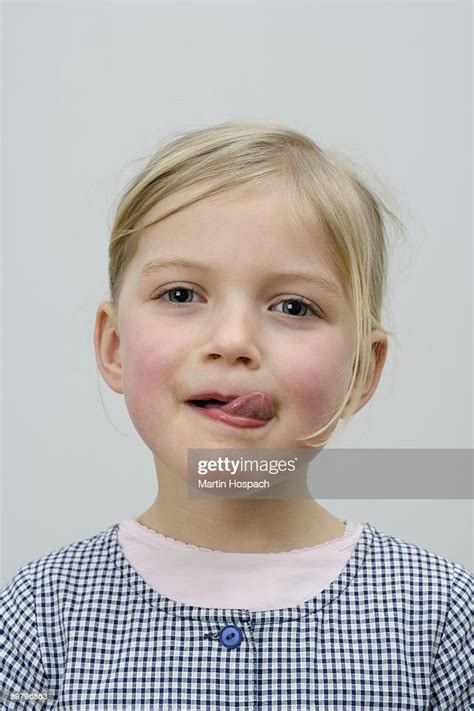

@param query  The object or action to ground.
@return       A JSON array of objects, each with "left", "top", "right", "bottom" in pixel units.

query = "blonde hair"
[{"left": 107, "top": 119, "right": 405, "bottom": 447}]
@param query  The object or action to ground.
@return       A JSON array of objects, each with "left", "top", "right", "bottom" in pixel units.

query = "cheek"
[
  {"left": 277, "top": 334, "right": 353, "bottom": 433},
  {"left": 120, "top": 324, "right": 181, "bottom": 433}
]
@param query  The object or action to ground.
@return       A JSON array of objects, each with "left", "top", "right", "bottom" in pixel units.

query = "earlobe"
[{"left": 93, "top": 302, "right": 124, "bottom": 395}]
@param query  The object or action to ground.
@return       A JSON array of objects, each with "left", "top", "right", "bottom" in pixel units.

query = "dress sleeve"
[
  {"left": 1, "top": 563, "right": 49, "bottom": 709},
  {"left": 428, "top": 563, "right": 473, "bottom": 709}
]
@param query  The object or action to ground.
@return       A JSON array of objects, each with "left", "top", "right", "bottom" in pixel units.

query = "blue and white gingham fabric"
[{"left": 1, "top": 521, "right": 472, "bottom": 710}]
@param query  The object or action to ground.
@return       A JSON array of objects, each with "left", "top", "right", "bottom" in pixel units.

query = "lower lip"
[{"left": 186, "top": 402, "right": 272, "bottom": 429}]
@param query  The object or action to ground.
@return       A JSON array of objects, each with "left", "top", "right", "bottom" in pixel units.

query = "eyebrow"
[{"left": 139, "top": 258, "right": 343, "bottom": 299}]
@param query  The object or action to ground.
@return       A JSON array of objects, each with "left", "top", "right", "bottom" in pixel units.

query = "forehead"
[{"left": 132, "top": 182, "right": 335, "bottom": 275}]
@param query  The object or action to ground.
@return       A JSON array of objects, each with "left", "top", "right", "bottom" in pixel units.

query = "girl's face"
[{"left": 98, "top": 184, "right": 358, "bottom": 480}]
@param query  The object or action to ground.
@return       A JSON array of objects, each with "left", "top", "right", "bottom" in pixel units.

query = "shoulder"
[
  {"left": 1, "top": 523, "right": 120, "bottom": 604},
  {"left": 364, "top": 522, "right": 473, "bottom": 604}
]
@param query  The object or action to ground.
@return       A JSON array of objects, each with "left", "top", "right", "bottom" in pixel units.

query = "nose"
[{"left": 201, "top": 300, "right": 261, "bottom": 368}]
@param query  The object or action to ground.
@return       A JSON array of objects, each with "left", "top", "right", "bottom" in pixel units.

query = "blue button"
[{"left": 219, "top": 625, "right": 243, "bottom": 649}]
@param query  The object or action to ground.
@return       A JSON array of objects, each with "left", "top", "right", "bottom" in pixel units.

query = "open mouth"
[
  {"left": 185, "top": 395, "right": 275, "bottom": 429},
  {"left": 190, "top": 399, "right": 228, "bottom": 409}
]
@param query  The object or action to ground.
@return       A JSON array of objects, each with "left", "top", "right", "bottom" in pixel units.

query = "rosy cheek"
[
  {"left": 289, "top": 375, "right": 330, "bottom": 425},
  {"left": 277, "top": 340, "right": 350, "bottom": 440},
  {"left": 120, "top": 330, "right": 175, "bottom": 425}
]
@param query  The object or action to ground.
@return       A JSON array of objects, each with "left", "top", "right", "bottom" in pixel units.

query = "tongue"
[{"left": 220, "top": 392, "right": 275, "bottom": 421}]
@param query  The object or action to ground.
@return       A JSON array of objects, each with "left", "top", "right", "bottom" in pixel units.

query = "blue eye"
[
  {"left": 155, "top": 286, "right": 196, "bottom": 304},
  {"left": 272, "top": 296, "right": 320, "bottom": 318},
  {"left": 153, "top": 286, "right": 322, "bottom": 319}
]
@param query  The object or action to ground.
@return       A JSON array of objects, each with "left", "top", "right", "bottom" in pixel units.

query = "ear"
[
  {"left": 93, "top": 301, "right": 124, "bottom": 395},
  {"left": 351, "top": 330, "right": 388, "bottom": 416}
]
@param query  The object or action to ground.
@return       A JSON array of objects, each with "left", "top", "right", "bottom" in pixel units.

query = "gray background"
[{"left": 1, "top": 1, "right": 472, "bottom": 585}]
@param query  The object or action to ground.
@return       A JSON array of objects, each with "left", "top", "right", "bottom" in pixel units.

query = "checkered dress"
[{"left": 1, "top": 522, "right": 472, "bottom": 709}]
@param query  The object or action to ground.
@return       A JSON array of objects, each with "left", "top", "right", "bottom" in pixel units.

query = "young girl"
[{"left": 1, "top": 121, "right": 472, "bottom": 709}]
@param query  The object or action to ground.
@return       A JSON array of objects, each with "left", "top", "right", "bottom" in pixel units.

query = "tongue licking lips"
[{"left": 218, "top": 392, "right": 275, "bottom": 421}]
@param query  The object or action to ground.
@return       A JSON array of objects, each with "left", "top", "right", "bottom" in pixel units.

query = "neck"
[{"left": 137, "top": 457, "right": 345, "bottom": 554}]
